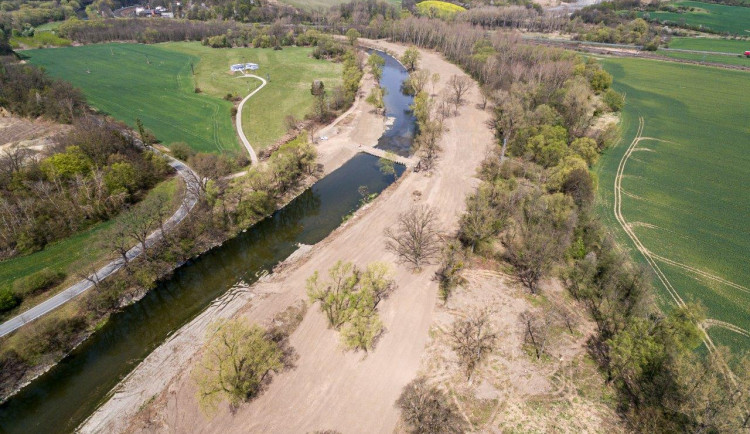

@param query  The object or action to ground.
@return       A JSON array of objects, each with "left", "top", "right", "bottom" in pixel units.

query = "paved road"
[
  {"left": 0, "top": 148, "right": 201, "bottom": 338},
  {"left": 234, "top": 74, "right": 267, "bottom": 165}
]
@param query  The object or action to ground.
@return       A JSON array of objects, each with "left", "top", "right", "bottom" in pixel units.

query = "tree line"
[{"left": 361, "top": 17, "right": 750, "bottom": 433}]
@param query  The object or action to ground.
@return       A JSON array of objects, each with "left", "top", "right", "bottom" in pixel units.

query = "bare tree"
[
  {"left": 448, "top": 75, "right": 473, "bottom": 114},
  {"left": 385, "top": 205, "right": 442, "bottom": 270},
  {"left": 449, "top": 308, "right": 497, "bottom": 380},
  {"left": 103, "top": 221, "right": 134, "bottom": 268},
  {"left": 520, "top": 310, "right": 549, "bottom": 359},
  {"left": 396, "top": 376, "right": 467, "bottom": 434}
]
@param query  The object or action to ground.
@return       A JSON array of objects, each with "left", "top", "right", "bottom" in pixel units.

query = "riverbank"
[
  {"left": 82, "top": 40, "right": 494, "bottom": 433},
  {"left": 0, "top": 51, "right": 383, "bottom": 411}
]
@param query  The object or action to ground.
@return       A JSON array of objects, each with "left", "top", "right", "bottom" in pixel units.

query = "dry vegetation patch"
[{"left": 409, "top": 263, "right": 625, "bottom": 433}]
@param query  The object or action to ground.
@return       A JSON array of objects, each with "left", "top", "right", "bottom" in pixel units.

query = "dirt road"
[{"left": 81, "top": 40, "right": 493, "bottom": 433}]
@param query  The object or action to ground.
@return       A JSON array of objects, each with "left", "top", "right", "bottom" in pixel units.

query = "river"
[{"left": 0, "top": 50, "right": 413, "bottom": 434}]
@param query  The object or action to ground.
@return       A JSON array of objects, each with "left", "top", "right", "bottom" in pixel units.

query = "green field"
[
  {"left": 643, "top": 1, "right": 750, "bottom": 35},
  {"left": 0, "top": 177, "right": 179, "bottom": 320},
  {"left": 26, "top": 43, "right": 239, "bottom": 153},
  {"left": 595, "top": 57, "right": 750, "bottom": 353},
  {"left": 162, "top": 42, "right": 342, "bottom": 151},
  {"left": 663, "top": 37, "right": 750, "bottom": 65}
]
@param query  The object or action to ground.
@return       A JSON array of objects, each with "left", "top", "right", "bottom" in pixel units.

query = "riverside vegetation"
[{"left": 0, "top": 35, "right": 364, "bottom": 401}]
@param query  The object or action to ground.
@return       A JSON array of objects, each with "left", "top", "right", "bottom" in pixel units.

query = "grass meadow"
[
  {"left": 162, "top": 42, "right": 343, "bottom": 151},
  {"left": 643, "top": 1, "right": 750, "bottom": 35},
  {"left": 595, "top": 57, "right": 750, "bottom": 353},
  {"left": 662, "top": 37, "right": 750, "bottom": 66},
  {"left": 26, "top": 43, "right": 240, "bottom": 153}
]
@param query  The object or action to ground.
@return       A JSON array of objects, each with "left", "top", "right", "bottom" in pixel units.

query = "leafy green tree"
[
  {"left": 193, "top": 318, "right": 283, "bottom": 413},
  {"left": 307, "top": 261, "right": 393, "bottom": 351},
  {"left": 0, "top": 287, "right": 19, "bottom": 313},
  {"left": 401, "top": 46, "right": 420, "bottom": 71},
  {"left": 589, "top": 68, "right": 613, "bottom": 93},
  {"left": 367, "top": 53, "right": 385, "bottom": 81},
  {"left": 345, "top": 28, "right": 360, "bottom": 46},
  {"left": 341, "top": 313, "right": 382, "bottom": 352},
  {"left": 570, "top": 137, "right": 599, "bottom": 166},
  {"left": 603, "top": 88, "right": 624, "bottom": 112},
  {"left": 523, "top": 125, "right": 569, "bottom": 168},
  {"left": 104, "top": 162, "right": 137, "bottom": 195},
  {"left": 366, "top": 85, "right": 385, "bottom": 112},
  {"left": 41, "top": 145, "right": 92, "bottom": 179},
  {"left": 307, "top": 261, "right": 360, "bottom": 329}
]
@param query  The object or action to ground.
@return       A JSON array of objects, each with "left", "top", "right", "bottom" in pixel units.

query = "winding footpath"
[
  {"left": 0, "top": 150, "right": 201, "bottom": 338},
  {"left": 234, "top": 74, "right": 267, "bottom": 164}
]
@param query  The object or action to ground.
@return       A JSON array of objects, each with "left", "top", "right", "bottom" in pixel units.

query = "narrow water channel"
[
  {"left": 0, "top": 51, "right": 413, "bottom": 434},
  {"left": 373, "top": 50, "right": 417, "bottom": 157}
]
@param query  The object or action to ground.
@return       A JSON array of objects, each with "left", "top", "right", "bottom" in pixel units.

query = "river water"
[{"left": 0, "top": 50, "right": 414, "bottom": 434}]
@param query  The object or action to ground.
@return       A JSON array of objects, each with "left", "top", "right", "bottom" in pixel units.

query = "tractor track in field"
[
  {"left": 614, "top": 116, "right": 721, "bottom": 354},
  {"left": 704, "top": 319, "right": 750, "bottom": 338},
  {"left": 649, "top": 252, "right": 750, "bottom": 294}
]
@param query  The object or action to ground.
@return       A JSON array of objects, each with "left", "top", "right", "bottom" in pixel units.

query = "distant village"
[{"left": 134, "top": 5, "right": 176, "bottom": 18}]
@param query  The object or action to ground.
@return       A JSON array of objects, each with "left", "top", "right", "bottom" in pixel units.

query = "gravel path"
[{"left": 234, "top": 74, "right": 267, "bottom": 165}]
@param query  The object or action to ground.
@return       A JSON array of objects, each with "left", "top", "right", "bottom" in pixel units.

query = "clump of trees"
[
  {"left": 0, "top": 60, "right": 86, "bottom": 123},
  {"left": 0, "top": 116, "right": 172, "bottom": 259},
  {"left": 396, "top": 376, "right": 466, "bottom": 434},
  {"left": 307, "top": 261, "right": 394, "bottom": 352}
]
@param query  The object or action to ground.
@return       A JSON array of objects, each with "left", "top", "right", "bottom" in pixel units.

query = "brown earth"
[
  {"left": 0, "top": 112, "right": 69, "bottom": 155},
  {"left": 80, "top": 40, "right": 494, "bottom": 434}
]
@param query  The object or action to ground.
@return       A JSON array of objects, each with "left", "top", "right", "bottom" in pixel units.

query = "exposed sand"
[{"left": 81, "top": 40, "right": 493, "bottom": 434}]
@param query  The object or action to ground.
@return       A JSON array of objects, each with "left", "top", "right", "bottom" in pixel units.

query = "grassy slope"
[
  {"left": 26, "top": 43, "right": 239, "bottom": 153},
  {"left": 596, "top": 57, "right": 750, "bottom": 352},
  {"left": 0, "top": 177, "right": 180, "bottom": 321},
  {"left": 644, "top": 1, "right": 750, "bottom": 35},
  {"left": 161, "top": 42, "right": 343, "bottom": 151},
  {"left": 662, "top": 37, "right": 750, "bottom": 66}
]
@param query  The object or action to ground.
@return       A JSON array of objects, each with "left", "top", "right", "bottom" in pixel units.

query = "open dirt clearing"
[
  {"left": 413, "top": 266, "right": 623, "bottom": 432},
  {"left": 0, "top": 113, "right": 69, "bottom": 154},
  {"left": 81, "top": 40, "right": 493, "bottom": 433}
]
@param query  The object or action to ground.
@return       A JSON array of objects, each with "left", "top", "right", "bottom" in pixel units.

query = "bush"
[
  {"left": 0, "top": 287, "right": 20, "bottom": 313},
  {"left": 13, "top": 269, "right": 66, "bottom": 298},
  {"left": 603, "top": 88, "right": 624, "bottom": 112}
]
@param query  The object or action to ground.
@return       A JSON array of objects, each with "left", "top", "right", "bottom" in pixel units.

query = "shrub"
[
  {"left": 0, "top": 287, "right": 20, "bottom": 313},
  {"left": 13, "top": 268, "right": 66, "bottom": 298},
  {"left": 603, "top": 88, "right": 624, "bottom": 112}
]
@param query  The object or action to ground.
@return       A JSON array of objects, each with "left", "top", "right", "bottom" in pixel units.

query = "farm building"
[{"left": 230, "top": 63, "right": 259, "bottom": 72}]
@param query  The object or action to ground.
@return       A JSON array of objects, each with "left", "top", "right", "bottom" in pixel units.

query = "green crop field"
[
  {"left": 162, "top": 42, "right": 342, "bottom": 151},
  {"left": 26, "top": 43, "right": 239, "bottom": 153},
  {"left": 643, "top": 1, "right": 750, "bottom": 35},
  {"left": 663, "top": 37, "right": 750, "bottom": 66},
  {"left": 595, "top": 57, "right": 750, "bottom": 353}
]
